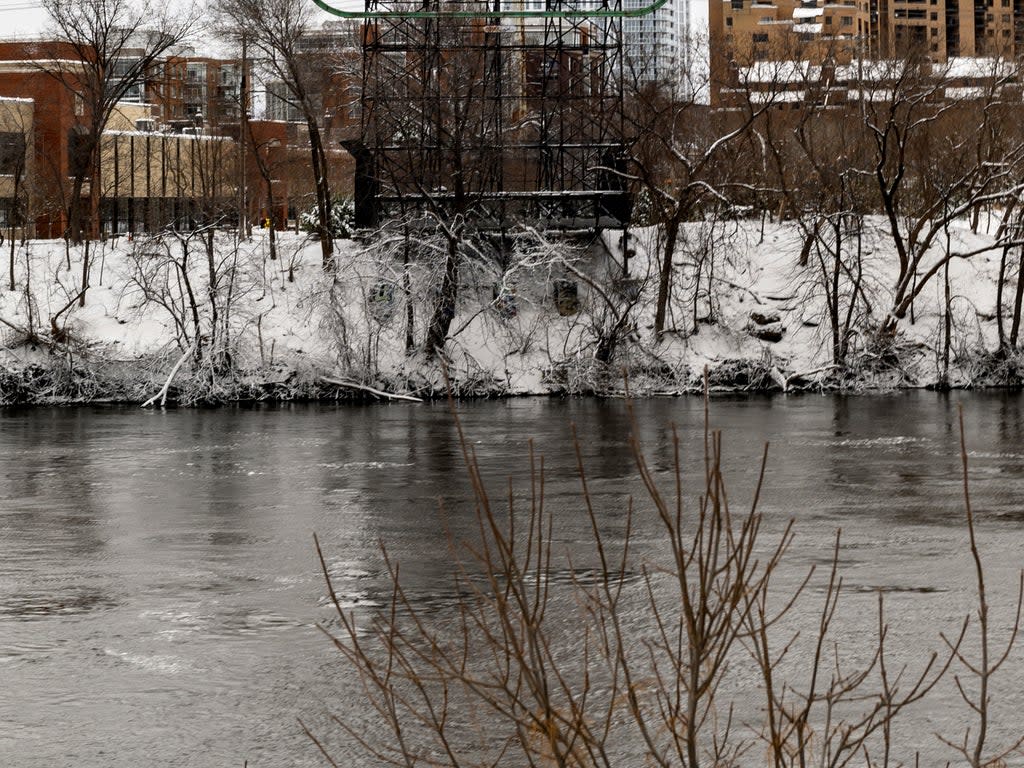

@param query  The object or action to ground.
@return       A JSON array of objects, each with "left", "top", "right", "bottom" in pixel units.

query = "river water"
[{"left": 2, "top": 392, "right": 1024, "bottom": 767}]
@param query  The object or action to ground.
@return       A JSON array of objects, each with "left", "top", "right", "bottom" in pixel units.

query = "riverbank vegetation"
[
  {"left": 1, "top": 212, "right": 1024, "bottom": 405},
  {"left": 309, "top": 398, "right": 1024, "bottom": 767}
]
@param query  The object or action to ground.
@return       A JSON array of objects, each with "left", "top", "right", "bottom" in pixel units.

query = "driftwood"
[
  {"left": 771, "top": 364, "right": 843, "bottom": 392},
  {"left": 142, "top": 343, "right": 194, "bottom": 408},
  {"left": 320, "top": 376, "right": 423, "bottom": 403}
]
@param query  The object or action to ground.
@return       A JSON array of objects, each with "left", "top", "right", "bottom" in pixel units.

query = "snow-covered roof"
[
  {"left": 742, "top": 59, "right": 816, "bottom": 83},
  {"left": 793, "top": 22, "right": 823, "bottom": 32},
  {"left": 834, "top": 59, "right": 902, "bottom": 81},
  {"left": 944, "top": 56, "right": 1013, "bottom": 79},
  {"left": 749, "top": 88, "right": 805, "bottom": 103},
  {"left": 944, "top": 86, "right": 987, "bottom": 99},
  {"left": 792, "top": 7, "right": 823, "bottom": 18},
  {"left": 103, "top": 129, "right": 231, "bottom": 142},
  {"left": 832, "top": 56, "right": 1016, "bottom": 85},
  {"left": 846, "top": 88, "right": 895, "bottom": 101}
]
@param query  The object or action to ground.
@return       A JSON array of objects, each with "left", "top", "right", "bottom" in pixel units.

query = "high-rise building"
[
  {"left": 624, "top": 0, "right": 692, "bottom": 86},
  {"left": 517, "top": 0, "right": 694, "bottom": 87}
]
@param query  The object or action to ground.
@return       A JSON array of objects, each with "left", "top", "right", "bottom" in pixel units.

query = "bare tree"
[
  {"left": 626, "top": 38, "right": 783, "bottom": 339},
  {"left": 216, "top": 0, "right": 336, "bottom": 270},
  {"left": 756, "top": 72, "right": 876, "bottom": 366},
  {"left": 0, "top": 98, "right": 33, "bottom": 291},
  {"left": 41, "top": 0, "right": 198, "bottom": 245},
  {"left": 850, "top": 53, "right": 1024, "bottom": 338}
]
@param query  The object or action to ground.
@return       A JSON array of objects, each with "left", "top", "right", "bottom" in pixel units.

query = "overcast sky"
[
  {"left": 0, "top": 1, "right": 48, "bottom": 37},
  {"left": 0, "top": 0, "right": 353, "bottom": 42},
  {"left": 0, "top": 0, "right": 704, "bottom": 51}
]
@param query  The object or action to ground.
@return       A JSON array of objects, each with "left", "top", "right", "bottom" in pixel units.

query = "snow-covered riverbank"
[{"left": 0, "top": 218, "right": 1019, "bottom": 405}]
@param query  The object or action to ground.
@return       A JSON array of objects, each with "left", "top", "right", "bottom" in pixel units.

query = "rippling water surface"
[{"left": 3, "top": 392, "right": 1024, "bottom": 766}]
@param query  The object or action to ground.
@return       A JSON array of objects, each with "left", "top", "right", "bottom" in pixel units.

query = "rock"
[
  {"left": 750, "top": 310, "right": 781, "bottom": 326},
  {"left": 751, "top": 325, "right": 784, "bottom": 343}
]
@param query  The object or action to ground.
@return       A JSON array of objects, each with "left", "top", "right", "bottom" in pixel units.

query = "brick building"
[
  {"left": 0, "top": 41, "right": 240, "bottom": 238},
  {"left": 147, "top": 56, "right": 249, "bottom": 127}
]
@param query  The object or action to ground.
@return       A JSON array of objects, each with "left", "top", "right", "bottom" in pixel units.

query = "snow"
[
  {"left": 0, "top": 215, "right": 1017, "bottom": 403},
  {"left": 749, "top": 88, "right": 805, "bottom": 102},
  {"left": 740, "top": 59, "right": 819, "bottom": 84},
  {"left": 792, "top": 7, "right": 823, "bottom": 18},
  {"left": 944, "top": 86, "right": 987, "bottom": 99},
  {"left": 944, "top": 56, "right": 1014, "bottom": 79}
]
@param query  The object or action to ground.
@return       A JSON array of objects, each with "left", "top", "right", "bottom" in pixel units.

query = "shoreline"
[
  {"left": 3, "top": 221, "right": 1024, "bottom": 406},
  {"left": 2, "top": 352, "right": 1021, "bottom": 407}
]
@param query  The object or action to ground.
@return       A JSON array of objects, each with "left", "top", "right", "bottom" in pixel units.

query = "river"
[{"left": 2, "top": 392, "right": 1024, "bottom": 767}]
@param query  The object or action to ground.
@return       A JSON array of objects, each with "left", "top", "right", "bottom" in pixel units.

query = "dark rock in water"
[{"left": 750, "top": 310, "right": 781, "bottom": 326}]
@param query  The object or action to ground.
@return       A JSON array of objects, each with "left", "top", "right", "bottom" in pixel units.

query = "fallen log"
[{"left": 320, "top": 376, "right": 423, "bottom": 403}]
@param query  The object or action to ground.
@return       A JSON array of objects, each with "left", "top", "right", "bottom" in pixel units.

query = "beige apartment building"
[
  {"left": 711, "top": 0, "right": 1024, "bottom": 67},
  {"left": 710, "top": 0, "right": 1024, "bottom": 106}
]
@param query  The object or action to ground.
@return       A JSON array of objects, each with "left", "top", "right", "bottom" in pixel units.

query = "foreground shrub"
[{"left": 308, "top": 396, "right": 1023, "bottom": 767}]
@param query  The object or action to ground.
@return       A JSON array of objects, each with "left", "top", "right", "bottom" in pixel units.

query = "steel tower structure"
[{"left": 320, "top": 0, "right": 660, "bottom": 230}]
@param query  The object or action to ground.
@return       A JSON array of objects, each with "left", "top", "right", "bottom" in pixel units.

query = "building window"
[
  {"left": 752, "top": 32, "right": 769, "bottom": 41},
  {"left": 0, "top": 132, "right": 25, "bottom": 174},
  {"left": 726, "top": 15, "right": 733, "bottom": 24},
  {"left": 841, "top": 14, "right": 853, "bottom": 24}
]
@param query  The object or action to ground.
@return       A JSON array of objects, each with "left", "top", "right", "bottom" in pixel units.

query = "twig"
[{"left": 0, "top": 315, "right": 26, "bottom": 334}]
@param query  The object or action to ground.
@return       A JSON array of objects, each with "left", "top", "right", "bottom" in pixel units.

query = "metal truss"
[{"left": 343, "top": 0, "right": 633, "bottom": 231}]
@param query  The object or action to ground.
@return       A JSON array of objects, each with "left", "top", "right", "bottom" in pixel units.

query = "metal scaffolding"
[{"left": 335, "top": 0, "right": 637, "bottom": 230}]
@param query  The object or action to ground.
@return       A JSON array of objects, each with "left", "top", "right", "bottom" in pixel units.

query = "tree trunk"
[
  {"left": 425, "top": 234, "right": 459, "bottom": 357},
  {"left": 7, "top": 223, "right": 14, "bottom": 291},
  {"left": 207, "top": 229, "right": 219, "bottom": 369},
  {"left": 997, "top": 243, "right": 1010, "bottom": 352},
  {"left": 89, "top": 151, "right": 101, "bottom": 241},
  {"left": 68, "top": 174, "right": 86, "bottom": 244},
  {"left": 404, "top": 237, "right": 415, "bottom": 355},
  {"left": 79, "top": 240, "right": 90, "bottom": 307},
  {"left": 266, "top": 186, "right": 277, "bottom": 262},
  {"left": 8, "top": 171, "right": 19, "bottom": 291},
  {"left": 653, "top": 214, "right": 680, "bottom": 337},
  {"left": 306, "top": 117, "right": 334, "bottom": 271},
  {"left": 799, "top": 223, "right": 816, "bottom": 267},
  {"left": 1010, "top": 245, "right": 1024, "bottom": 348},
  {"left": 830, "top": 225, "right": 842, "bottom": 364}
]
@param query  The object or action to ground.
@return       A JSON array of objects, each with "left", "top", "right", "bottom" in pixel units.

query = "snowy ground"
[{"left": 0, "top": 216, "right": 1018, "bottom": 404}]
